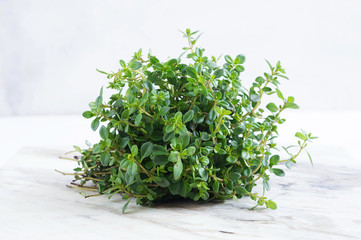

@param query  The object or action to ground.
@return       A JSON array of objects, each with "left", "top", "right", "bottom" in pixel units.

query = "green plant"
[{"left": 61, "top": 29, "right": 316, "bottom": 213}]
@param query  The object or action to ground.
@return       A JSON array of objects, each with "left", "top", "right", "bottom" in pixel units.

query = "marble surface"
[{"left": 1, "top": 146, "right": 361, "bottom": 240}]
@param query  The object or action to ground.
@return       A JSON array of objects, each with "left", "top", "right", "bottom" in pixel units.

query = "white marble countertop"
[{"left": 1, "top": 112, "right": 361, "bottom": 239}]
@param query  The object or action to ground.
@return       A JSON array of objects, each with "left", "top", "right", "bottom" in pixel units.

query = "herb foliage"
[{"left": 66, "top": 29, "right": 316, "bottom": 212}]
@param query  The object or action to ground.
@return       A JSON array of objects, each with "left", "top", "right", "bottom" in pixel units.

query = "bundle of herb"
[{"left": 62, "top": 29, "right": 316, "bottom": 213}]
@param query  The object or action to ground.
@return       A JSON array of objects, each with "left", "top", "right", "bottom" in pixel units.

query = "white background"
[{"left": 1, "top": 0, "right": 361, "bottom": 116}]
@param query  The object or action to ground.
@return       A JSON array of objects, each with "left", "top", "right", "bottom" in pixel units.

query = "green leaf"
[
  {"left": 179, "top": 134, "right": 190, "bottom": 149},
  {"left": 127, "top": 161, "right": 138, "bottom": 176},
  {"left": 149, "top": 56, "right": 160, "bottom": 64},
  {"left": 233, "top": 126, "right": 244, "bottom": 135},
  {"left": 163, "top": 132, "right": 175, "bottom": 142},
  {"left": 178, "top": 124, "right": 188, "bottom": 135},
  {"left": 169, "top": 151, "right": 181, "bottom": 162},
  {"left": 215, "top": 148, "right": 227, "bottom": 155},
  {"left": 131, "top": 145, "right": 138, "bottom": 156},
  {"left": 235, "top": 186, "right": 248, "bottom": 195},
  {"left": 140, "top": 142, "right": 153, "bottom": 160},
  {"left": 122, "top": 199, "right": 131, "bottom": 214},
  {"left": 295, "top": 132, "right": 306, "bottom": 140},
  {"left": 184, "top": 146, "right": 196, "bottom": 156},
  {"left": 168, "top": 182, "right": 181, "bottom": 195},
  {"left": 130, "top": 61, "right": 142, "bottom": 70},
  {"left": 255, "top": 76, "right": 265, "bottom": 84},
  {"left": 265, "top": 59, "right": 274, "bottom": 71},
  {"left": 215, "top": 107, "right": 222, "bottom": 115},
  {"left": 276, "top": 89, "right": 284, "bottom": 100},
  {"left": 208, "top": 109, "right": 216, "bottom": 122},
  {"left": 285, "top": 159, "right": 293, "bottom": 169},
  {"left": 278, "top": 74, "right": 289, "bottom": 80},
  {"left": 200, "top": 132, "right": 210, "bottom": 141},
  {"left": 287, "top": 96, "right": 295, "bottom": 102},
  {"left": 82, "top": 111, "right": 94, "bottom": 119},
  {"left": 306, "top": 150, "right": 314, "bottom": 166},
  {"left": 152, "top": 145, "right": 168, "bottom": 155},
  {"left": 125, "top": 173, "right": 134, "bottom": 185},
  {"left": 263, "top": 179, "right": 270, "bottom": 191},
  {"left": 185, "top": 66, "right": 197, "bottom": 78},
  {"left": 100, "top": 151, "right": 111, "bottom": 166},
  {"left": 183, "top": 110, "right": 194, "bottom": 123},
  {"left": 235, "top": 54, "right": 246, "bottom": 64},
  {"left": 165, "top": 124, "right": 175, "bottom": 133},
  {"left": 222, "top": 109, "right": 232, "bottom": 115},
  {"left": 73, "top": 145, "right": 82, "bottom": 153},
  {"left": 174, "top": 112, "right": 183, "bottom": 121},
  {"left": 119, "top": 59, "right": 126, "bottom": 67},
  {"left": 226, "top": 156, "right": 237, "bottom": 163},
  {"left": 199, "top": 156, "right": 209, "bottom": 165},
  {"left": 225, "top": 55, "right": 233, "bottom": 63},
  {"left": 119, "top": 137, "right": 130, "bottom": 149},
  {"left": 146, "top": 193, "right": 154, "bottom": 201},
  {"left": 153, "top": 155, "right": 169, "bottom": 165},
  {"left": 99, "top": 87, "right": 104, "bottom": 97},
  {"left": 213, "top": 181, "right": 219, "bottom": 192},
  {"left": 266, "top": 200, "right": 277, "bottom": 210},
  {"left": 214, "top": 69, "right": 223, "bottom": 78},
  {"left": 173, "top": 159, "right": 183, "bottom": 180},
  {"left": 134, "top": 113, "right": 142, "bottom": 126},
  {"left": 96, "top": 68, "right": 108, "bottom": 75},
  {"left": 266, "top": 103, "right": 278, "bottom": 113},
  {"left": 272, "top": 168, "right": 285, "bottom": 177},
  {"left": 95, "top": 95, "right": 103, "bottom": 108},
  {"left": 154, "top": 177, "right": 170, "bottom": 187},
  {"left": 230, "top": 172, "right": 241, "bottom": 181},
  {"left": 159, "top": 106, "right": 170, "bottom": 117},
  {"left": 284, "top": 102, "right": 300, "bottom": 109},
  {"left": 270, "top": 155, "right": 280, "bottom": 166},
  {"left": 262, "top": 87, "right": 272, "bottom": 92},
  {"left": 198, "top": 168, "right": 208, "bottom": 181},
  {"left": 121, "top": 109, "right": 130, "bottom": 119},
  {"left": 91, "top": 118, "right": 101, "bottom": 132},
  {"left": 99, "top": 126, "right": 109, "bottom": 140}
]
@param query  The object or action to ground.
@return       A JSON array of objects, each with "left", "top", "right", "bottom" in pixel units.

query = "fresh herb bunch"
[{"left": 66, "top": 29, "right": 316, "bottom": 213}]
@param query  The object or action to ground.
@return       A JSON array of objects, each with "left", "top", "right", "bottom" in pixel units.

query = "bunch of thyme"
[{"left": 59, "top": 29, "right": 316, "bottom": 213}]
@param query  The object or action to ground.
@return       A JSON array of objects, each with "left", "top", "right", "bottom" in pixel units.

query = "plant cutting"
[{"left": 59, "top": 29, "right": 316, "bottom": 213}]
